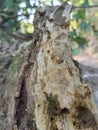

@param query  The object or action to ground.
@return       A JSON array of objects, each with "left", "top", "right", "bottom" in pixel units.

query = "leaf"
[
  {"left": 3, "top": 19, "right": 15, "bottom": 27},
  {"left": 73, "top": 9, "right": 85, "bottom": 19},
  {"left": 26, "top": 0, "right": 32, "bottom": 8},
  {"left": 82, "top": 0, "right": 89, "bottom": 6},
  {"left": 81, "top": 21, "right": 88, "bottom": 30},
  {"left": 77, "top": 10, "right": 85, "bottom": 19},
  {"left": 70, "top": 20, "right": 78, "bottom": 30},
  {"left": 73, "top": 36, "right": 87, "bottom": 48},
  {"left": 70, "top": 29, "right": 77, "bottom": 38},
  {"left": 72, "top": 48, "right": 80, "bottom": 55},
  {"left": 4, "top": 0, "right": 18, "bottom": 10}
]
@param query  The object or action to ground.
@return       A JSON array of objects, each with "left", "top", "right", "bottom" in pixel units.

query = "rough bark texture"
[
  {"left": 0, "top": 3, "right": 98, "bottom": 130},
  {"left": 31, "top": 3, "right": 98, "bottom": 130}
]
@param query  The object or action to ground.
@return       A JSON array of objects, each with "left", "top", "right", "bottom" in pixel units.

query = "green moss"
[
  {"left": 8, "top": 55, "right": 24, "bottom": 78},
  {"left": 6, "top": 55, "right": 24, "bottom": 91}
]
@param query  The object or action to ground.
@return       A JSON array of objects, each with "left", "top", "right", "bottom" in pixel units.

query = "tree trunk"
[{"left": 1, "top": 3, "right": 98, "bottom": 130}]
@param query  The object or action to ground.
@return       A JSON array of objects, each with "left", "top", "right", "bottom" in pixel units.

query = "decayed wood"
[{"left": 32, "top": 3, "right": 98, "bottom": 130}]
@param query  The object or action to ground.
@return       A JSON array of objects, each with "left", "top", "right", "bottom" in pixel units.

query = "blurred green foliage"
[
  {"left": 0, "top": 0, "right": 98, "bottom": 54},
  {"left": 0, "top": 30, "right": 13, "bottom": 44}
]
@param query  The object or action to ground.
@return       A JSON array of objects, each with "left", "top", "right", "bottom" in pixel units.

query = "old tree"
[{"left": 0, "top": 3, "right": 98, "bottom": 130}]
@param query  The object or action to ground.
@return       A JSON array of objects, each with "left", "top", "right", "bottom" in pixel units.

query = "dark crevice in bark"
[
  {"left": 73, "top": 106, "right": 97, "bottom": 129},
  {"left": 12, "top": 29, "right": 41, "bottom": 129},
  {"left": 14, "top": 77, "right": 28, "bottom": 129},
  {"left": 72, "top": 59, "right": 83, "bottom": 82}
]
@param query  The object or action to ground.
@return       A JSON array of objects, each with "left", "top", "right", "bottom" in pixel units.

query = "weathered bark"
[
  {"left": 31, "top": 3, "right": 98, "bottom": 130},
  {"left": 2, "top": 2, "right": 98, "bottom": 130}
]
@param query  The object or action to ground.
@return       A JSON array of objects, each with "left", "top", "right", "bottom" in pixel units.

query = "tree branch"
[
  {"left": 0, "top": 13, "right": 32, "bottom": 26},
  {"left": 73, "top": 5, "right": 98, "bottom": 9},
  {"left": 4, "top": 13, "right": 29, "bottom": 20},
  {"left": 0, "top": 10, "right": 13, "bottom": 14}
]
